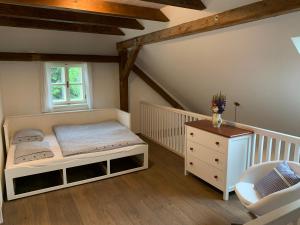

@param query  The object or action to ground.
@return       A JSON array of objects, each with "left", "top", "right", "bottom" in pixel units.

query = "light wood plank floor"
[{"left": 3, "top": 138, "right": 252, "bottom": 225}]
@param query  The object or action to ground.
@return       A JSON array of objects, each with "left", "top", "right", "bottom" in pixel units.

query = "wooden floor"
[{"left": 3, "top": 138, "right": 252, "bottom": 225}]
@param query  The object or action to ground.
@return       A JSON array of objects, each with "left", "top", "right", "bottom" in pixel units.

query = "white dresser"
[{"left": 185, "top": 120, "right": 253, "bottom": 200}]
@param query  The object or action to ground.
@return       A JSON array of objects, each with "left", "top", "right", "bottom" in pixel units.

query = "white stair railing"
[
  {"left": 140, "top": 102, "right": 300, "bottom": 165},
  {"left": 140, "top": 102, "right": 210, "bottom": 156},
  {"left": 244, "top": 199, "right": 300, "bottom": 225}
]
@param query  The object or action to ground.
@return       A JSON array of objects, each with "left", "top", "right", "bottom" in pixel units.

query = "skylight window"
[{"left": 291, "top": 37, "right": 300, "bottom": 54}]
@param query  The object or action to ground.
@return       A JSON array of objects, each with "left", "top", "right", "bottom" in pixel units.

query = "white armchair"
[{"left": 235, "top": 161, "right": 300, "bottom": 216}]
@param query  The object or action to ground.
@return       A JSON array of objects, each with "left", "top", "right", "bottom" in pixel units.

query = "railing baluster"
[
  {"left": 181, "top": 114, "right": 185, "bottom": 154},
  {"left": 251, "top": 134, "right": 257, "bottom": 166},
  {"left": 151, "top": 106, "right": 154, "bottom": 139},
  {"left": 294, "top": 144, "right": 300, "bottom": 162},
  {"left": 176, "top": 113, "right": 179, "bottom": 152},
  {"left": 172, "top": 112, "right": 176, "bottom": 150},
  {"left": 258, "top": 135, "right": 265, "bottom": 163},
  {"left": 178, "top": 113, "right": 182, "bottom": 153},
  {"left": 284, "top": 142, "right": 291, "bottom": 161},
  {"left": 167, "top": 112, "right": 171, "bottom": 149},
  {"left": 146, "top": 105, "right": 149, "bottom": 137},
  {"left": 158, "top": 108, "right": 160, "bottom": 142},
  {"left": 266, "top": 137, "right": 272, "bottom": 162},
  {"left": 162, "top": 109, "right": 166, "bottom": 146},
  {"left": 275, "top": 139, "right": 282, "bottom": 160}
]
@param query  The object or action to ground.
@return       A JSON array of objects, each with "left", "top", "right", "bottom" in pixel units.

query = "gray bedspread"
[{"left": 54, "top": 121, "right": 145, "bottom": 157}]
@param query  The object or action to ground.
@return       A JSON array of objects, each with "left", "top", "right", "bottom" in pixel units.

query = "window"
[{"left": 43, "top": 63, "right": 93, "bottom": 112}]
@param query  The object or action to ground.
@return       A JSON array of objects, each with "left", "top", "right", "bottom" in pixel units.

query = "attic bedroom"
[{"left": 0, "top": 0, "right": 300, "bottom": 224}]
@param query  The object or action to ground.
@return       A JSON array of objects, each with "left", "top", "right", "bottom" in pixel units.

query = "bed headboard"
[{"left": 3, "top": 108, "right": 131, "bottom": 152}]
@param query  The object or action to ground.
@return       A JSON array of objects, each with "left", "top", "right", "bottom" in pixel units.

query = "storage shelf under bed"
[
  {"left": 9, "top": 152, "right": 147, "bottom": 199},
  {"left": 110, "top": 154, "right": 144, "bottom": 174},
  {"left": 14, "top": 170, "right": 64, "bottom": 195},
  {"left": 66, "top": 161, "right": 107, "bottom": 183}
]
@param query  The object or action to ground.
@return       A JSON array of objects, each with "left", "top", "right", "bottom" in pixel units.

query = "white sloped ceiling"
[{"left": 135, "top": 11, "right": 300, "bottom": 136}]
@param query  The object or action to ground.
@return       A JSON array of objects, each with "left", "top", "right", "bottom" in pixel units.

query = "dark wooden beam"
[
  {"left": 142, "top": 0, "right": 206, "bottom": 10},
  {"left": 121, "top": 46, "right": 142, "bottom": 80},
  {"left": 0, "top": 3, "right": 144, "bottom": 30},
  {"left": 0, "top": 52, "right": 120, "bottom": 62},
  {"left": 119, "top": 46, "right": 142, "bottom": 112},
  {"left": 118, "top": 0, "right": 300, "bottom": 50},
  {"left": 0, "top": 15, "right": 124, "bottom": 35},
  {"left": 119, "top": 49, "right": 129, "bottom": 112},
  {"left": 133, "top": 65, "right": 184, "bottom": 110},
  {"left": 0, "top": 0, "right": 169, "bottom": 22}
]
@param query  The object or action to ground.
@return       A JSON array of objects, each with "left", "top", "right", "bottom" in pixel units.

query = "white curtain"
[
  {"left": 41, "top": 63, "right": 54, "bottom": 113},
  {"left": 84, "top": 63, "right": 93, "bottom": 110}
]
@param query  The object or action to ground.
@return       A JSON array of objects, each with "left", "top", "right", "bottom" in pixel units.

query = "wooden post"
[
  {"left": 118, "top": 46, "right": 142, "bottom": 112},
  {"left": 119, "top": 49, "right": 128, "bottom": 112}
]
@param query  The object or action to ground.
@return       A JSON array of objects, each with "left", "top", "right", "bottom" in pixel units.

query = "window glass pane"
[
  {"left": 50, "top": 67, "right": 65, "bottom": 84},
  {"left": 51, "top": 85, "right": 66, "bottom": 102},
  {"left": 68, "top": 67, "right": 83, "bottom": 84},
  {"left": 70, "top": 85, "right": 84, "bottom": 101}
]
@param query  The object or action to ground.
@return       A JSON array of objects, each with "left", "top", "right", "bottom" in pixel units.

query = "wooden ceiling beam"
[
  {"left": 119, "top": 46, "right": 142, "bottom": 112},
  {"left": 0, "top": 16, "right": 124, "bottom": 35},
  {"left": 0, "top": 0, "right": 169, "bottom": 22},
  {"left": 0, "top": 52, "right": 120, "bottom": 62},
  {"left": 118, "top": 0, "right": 300, "bottom": 50},
  {"left": 142, "top": 0, "right": 206, "bottom": 10},
  {"left": 0, "top": 3, "right": 144, "bottom": 30},
  {"left": 121, "top": 46, "right": 142, "bottom": 80}
]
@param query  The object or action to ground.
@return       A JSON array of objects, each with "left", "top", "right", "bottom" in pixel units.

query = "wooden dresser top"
[{"left": 185, "top": 120, "right": 253, "bottom": 138}]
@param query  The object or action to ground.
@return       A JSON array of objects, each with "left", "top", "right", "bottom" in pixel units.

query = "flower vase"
[{"left": 212, "top": 113, "right": 222, "bottom": 128}]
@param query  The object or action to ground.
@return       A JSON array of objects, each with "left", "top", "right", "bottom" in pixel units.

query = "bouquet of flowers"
[{"left": 211, "top": 92, "right": 226, "bottom": 114}]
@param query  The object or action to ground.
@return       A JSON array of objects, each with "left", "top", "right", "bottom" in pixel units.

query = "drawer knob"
[
  {"left": 190, "top": 147, "right": 194, "bottom": 151},
  {"left": 189, "top": 162, "right": 193, "bottom": 166},
  {"left": 215, "top": 142, "right": 220, "bottom": 146},
  {"left": 190, "top": 132, "right": 194, "bottom": 136},
  {"left": 214, "top": 175, "right": 218, "bottom": 179},
  {"left": 214, "top": 158, "right": 219, "bottom": 162}
]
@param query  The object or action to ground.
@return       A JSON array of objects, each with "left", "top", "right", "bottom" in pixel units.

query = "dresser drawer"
[
  {"left": 187, "top": 143, "right": 226, "bottom": 170},
  {"left": 186, "top": 126, "right": 228, "bottom": 153},
  {"left": 187, "top": 157, "right": 224, "bottom": 190}
]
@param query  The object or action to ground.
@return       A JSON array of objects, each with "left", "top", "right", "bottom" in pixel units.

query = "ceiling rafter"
[
  {"left": 142, "top": 0, "right": 206, "bottom": 10},
  {"left": 0, "top": 52, "right": 120, "bottom": 62},
  {"left": 0, "top": 3, "right": 144, "bottom": 30},
  {"left": 117, "top": 0, "right": 300, "bottom": 50},
  {"left": 0, "top": 0, "right": 169, "bottom": 22},
  {"left": 0, "top": 15, "right": 125, "bottom": 35}
]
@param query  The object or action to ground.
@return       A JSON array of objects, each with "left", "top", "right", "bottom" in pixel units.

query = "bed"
[{"left": 4, "top": 109, "right": 148, "bottom": 200}]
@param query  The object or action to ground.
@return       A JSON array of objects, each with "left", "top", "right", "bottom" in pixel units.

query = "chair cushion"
[
  {"left": 254, "top": 161, "right": 300, "bottom": 198},
  {"left": 235, "top": 182, "right": 261, "bottom": 206}
]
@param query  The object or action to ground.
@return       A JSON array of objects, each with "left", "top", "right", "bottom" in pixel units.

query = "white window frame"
[{"left": 45, "top": 62, "right": 90, "bottom": 112}]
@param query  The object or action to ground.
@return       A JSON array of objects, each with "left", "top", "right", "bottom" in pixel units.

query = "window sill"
[{"left": 53, "top": 104, "right": 89, "bottom": 112}]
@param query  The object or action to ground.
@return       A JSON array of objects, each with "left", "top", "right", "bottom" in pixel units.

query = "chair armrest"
[{"left": 248, "top": 183, "right": 300, "bottom": 216}]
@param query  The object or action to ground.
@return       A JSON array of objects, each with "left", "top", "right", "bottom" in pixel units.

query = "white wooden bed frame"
[{"left": 4, "top": 109, "right": 148, "bottom": 200}]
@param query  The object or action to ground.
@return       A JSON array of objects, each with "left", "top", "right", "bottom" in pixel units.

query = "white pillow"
[{"left": 13, "top": 129, "right": 44, "bottom": 144}]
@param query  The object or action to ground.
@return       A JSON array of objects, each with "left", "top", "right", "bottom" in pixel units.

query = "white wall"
[
  {"left": 129, "top": 72, "right": 171, "bottom": 133},
  {"left": 0, "top": 62, "right": 120, "bottom": 116},
  {"left": 0, "top": 62, "right": 172, "bottom": 133},
  {"left": 136, "top": 12, "right": 300, "bottom": 137}
]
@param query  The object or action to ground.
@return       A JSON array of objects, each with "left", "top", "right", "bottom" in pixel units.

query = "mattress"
[
  {"left": 54, "top": 121, "right": 145, "bottom": 157},
  {"left": 6, "top": 133, "right": 144, "bottom": 170}
]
